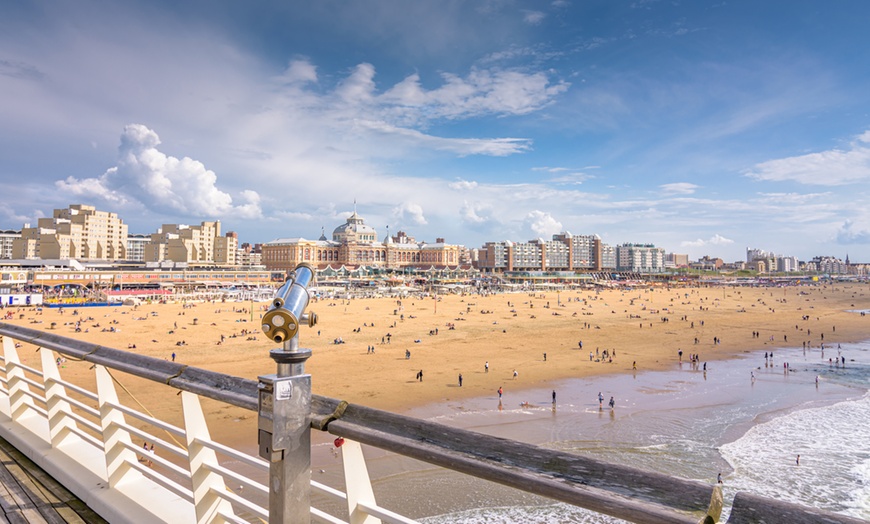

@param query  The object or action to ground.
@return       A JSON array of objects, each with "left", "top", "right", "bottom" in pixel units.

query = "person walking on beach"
[
  {"left": 416, "top": 370, "right": 423, "bottom": 382},
  {"left": 513, "top": 369, "right": 518, "bottom": 379},
  {"left": 458, "top": 373, "right": 463, "bottom": 387},
  {"left": 485, "top": 361, "right": 489, "bottom": 373},
  {"left": 608, "top": 396, "right": 615, "bottom": 410},
  {"left": 498, "top": 386, "right": 503, "bottom": 399},
  {"left": 598, "top": 392, "right": 604, "bottom": 408},
  {"left": 552, "top": 390, "right": 556, "bottom": 404}
]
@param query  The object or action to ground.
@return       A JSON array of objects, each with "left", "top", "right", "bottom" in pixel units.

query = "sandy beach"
[{"left": 2, "top": 282, "right": 869, "bottom": 447}]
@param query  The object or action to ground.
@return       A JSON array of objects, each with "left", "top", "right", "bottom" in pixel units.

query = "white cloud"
[
  {"left": 533, "top": 166, "right": 571, "bottom": 173},
  {"left": 522, "top": 10, "right": 546, "bottom": 25},
  {"left": 525, "top": 210, "right": 562, "bottom": 238},
  {"left": 393, "top": 202, "right": 428, "bottom": 226},
  {"left": 356, "top": 120, "right": 532, "bottom": 156},
  {"left": 460, "top": 201, "right": 494, "bottom": 225},
  {"left": 549, "top": 173, "right": 591, "bottom": 185},
  {"left": 681, "top": 234, "right": 734, "bottom": 247},
  {"left": 336, "top": 63, "right": 377, "bottom": 104},
  {"left": 660, "top": 182, "right": 699, "bottom": 195},
  {"left": 278, "top": 59, "right": 318, "bottom": 85},
  {"left": 744, "top": 130, "right": 870, "bottom": 185},
  {"left": 56, "top": 124, "right": 262, "bottom": 219},
  {"left": 380, "top": 67, "right": 569, "bottom": 123},
  {"left": 836, "top": 220, "right": 870, "bottom": 244},
  {"left": 449, "top": 179, "right": 478, "bottom": 190}
]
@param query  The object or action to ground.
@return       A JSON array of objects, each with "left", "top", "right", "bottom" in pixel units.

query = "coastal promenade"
[{"left": 0, "top": 435, "right": 105, "bottom": 524}]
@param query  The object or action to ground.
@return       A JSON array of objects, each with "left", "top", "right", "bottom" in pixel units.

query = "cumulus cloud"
[
  {"left": 681, "top": 234, "right": 734, "bottom": 247},
  {"left": 525, "top": 210, "right": 562, "bottom": 238},
  {"left": 744, "top": 130, "right": 870, "bottom": 185},
  {"left": 660, "top": 182, "right": 699, "bottom": 195},
  {"left": 449, "top": 179, "right": 478, "bottom": 190},
  {"left": 836, "top": 220, "right": 870, "bottom": 244},
  {"left": 56, "top": 124, "right": 262, "bottom": 219},
  {"left": 393, "top": 202, "right": 428, "bottom": 226}
]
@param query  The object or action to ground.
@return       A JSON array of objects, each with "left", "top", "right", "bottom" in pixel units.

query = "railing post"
[
  {"left": 341, "top": 439, "right": 381, "bottom": 524},
  {"left": 41, "top": 349, "right": 79, "bottom": 447},
  {"left": 182, "top": 391, "right": 236, "bottom": 523},
  {"left": 258, "top": 342, "right": 312, "bottom": 524},
  {"left": 96, "top": 365, "right": 140, "bottom": 487},
  {"left": 3, "top": 336, "right": 38, "bottom": 424}
]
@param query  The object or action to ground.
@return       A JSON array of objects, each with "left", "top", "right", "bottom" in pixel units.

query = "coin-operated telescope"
[
  {"left": 258, "top": 263, "right": 319, "bottom": 522},
  {"left": 261, "top": 263, "right": 318, "bottom": 345}
]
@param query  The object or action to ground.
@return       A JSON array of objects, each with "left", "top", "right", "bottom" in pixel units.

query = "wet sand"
[{"left": 2, "top": 282, "right": 869, "bottom": 449}]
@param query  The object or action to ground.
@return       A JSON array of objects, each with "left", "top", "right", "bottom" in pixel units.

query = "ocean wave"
[{"left": 719, "top": 392, "right": 870, "bottom": 519}]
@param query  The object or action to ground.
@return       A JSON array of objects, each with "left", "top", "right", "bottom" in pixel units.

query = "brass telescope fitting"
[{"left": 262, "top": 263, "right": 317, "bottom": 344}]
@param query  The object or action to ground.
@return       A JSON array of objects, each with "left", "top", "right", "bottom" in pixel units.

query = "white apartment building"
[
  {"left": 0, "top": 230, "right": 19, "bottom": 259},
  {"left": 616, "top": 243, "right": 666, "bottom": 273}
]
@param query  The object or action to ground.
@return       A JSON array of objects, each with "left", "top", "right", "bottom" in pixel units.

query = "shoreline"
[
  {"left": 311, "top": 341, "right": 870, "bottom": 521},
  {"left": 1, "top": 283, "right": 869, "bottom": 448}
]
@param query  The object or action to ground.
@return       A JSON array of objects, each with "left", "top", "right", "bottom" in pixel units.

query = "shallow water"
[{"left": 338, "top": 342, "right": 870, "bottom": 522}]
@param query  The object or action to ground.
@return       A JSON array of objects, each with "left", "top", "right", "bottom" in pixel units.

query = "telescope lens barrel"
[{"left": 262, "top": 263, "right": 317, "bottom": 343}]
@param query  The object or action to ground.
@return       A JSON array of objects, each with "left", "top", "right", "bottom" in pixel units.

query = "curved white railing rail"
[
  {"left": 0, "top": 331, "right": 412, "bottom": 524},
  {"left": 0, "top": 323, "right": 866, "bottom": 524}
]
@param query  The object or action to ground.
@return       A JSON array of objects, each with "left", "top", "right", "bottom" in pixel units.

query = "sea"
[{"left": 315, "top": 335, "right": 870, "bottom": 522}]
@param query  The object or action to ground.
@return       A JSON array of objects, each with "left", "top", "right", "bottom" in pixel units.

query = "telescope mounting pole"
[{"left": 259, "top": 334, "right": 312, "bottom": 524}]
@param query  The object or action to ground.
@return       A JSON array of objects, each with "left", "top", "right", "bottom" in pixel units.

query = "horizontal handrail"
[
  {"left": 0, "top": 323, "right": 258, "bottom": 410},
  {"left": 2, "top": 322, "right": 865, "bottom": 524},
  {"left": 46, "top": 376, "right": 99, "bottom": 402}
]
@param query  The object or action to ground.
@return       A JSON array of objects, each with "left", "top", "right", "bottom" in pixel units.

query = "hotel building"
[{"left": 261, "top": 211, "right": 462, "bottom": 272}]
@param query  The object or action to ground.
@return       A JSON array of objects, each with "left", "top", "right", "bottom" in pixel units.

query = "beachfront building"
[
  {"left": 776, "top": 256, "right": 800, "bottom": 273},
  {"left": 665, "top": 253, "right": 689, "bottom": 269},
  {"left": 690, "top": 256, "right": 724, "bottom": 271},
  {"left": 126, "top": 234, "right": 150, "bottom": 262},
  {"left": 262, "top": 212, "right": 462, "bottom": 272},
  {"left": 237, "top": 243, "right": 263, "bottom": 268},
  {"left": 0, "top": 230, "right": 19, "bottom": 259},
  {"left": 615, "top": 243, "right": 666, "bottom": 273},
  {"left": 12, "top": 204, "right": 128, "bottom": 261},
  {"left": 476, "top": 233, "right": 616, "bottom": 273},
  {"left": 144, "top": 221, "right": 237, "bottom": 267},
  {"left": 806, "top": 256, "right": 848, "bottom": 275}
]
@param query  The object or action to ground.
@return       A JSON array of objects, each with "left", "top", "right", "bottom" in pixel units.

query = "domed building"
[
  {"left": 261, "top": 207, "right": 463, "bottom": 272},
  {"left": 332, "top": 212, "right": 377, "bottom": 243}
]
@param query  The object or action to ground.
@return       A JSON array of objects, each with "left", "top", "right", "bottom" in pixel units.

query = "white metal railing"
[
  {"left": 2, "top": 323, "right": 862, "bottom": 524},
  {"left": 0, "top": 333, "right": 410, "bottom": 524}
]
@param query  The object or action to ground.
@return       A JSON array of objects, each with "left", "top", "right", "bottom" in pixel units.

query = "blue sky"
[{"left": 2, "top": 0, "right": 870, "bottom": 262}]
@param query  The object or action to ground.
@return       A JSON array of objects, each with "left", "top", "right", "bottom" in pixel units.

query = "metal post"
[
  {"left": 258, "top": 263, "right": 318, "bottom": 524},
  {"left": 259, "top": 337, "right": 312, "bottom": 524}
]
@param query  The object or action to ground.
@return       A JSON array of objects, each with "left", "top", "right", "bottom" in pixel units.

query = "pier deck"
[{"left": 0, "top": 436, "right": 105, "bottom": 524}]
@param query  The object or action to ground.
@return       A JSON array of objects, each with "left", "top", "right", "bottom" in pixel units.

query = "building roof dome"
[{"left": 332, "top": 211, "right": 378, "bottom": 242}]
